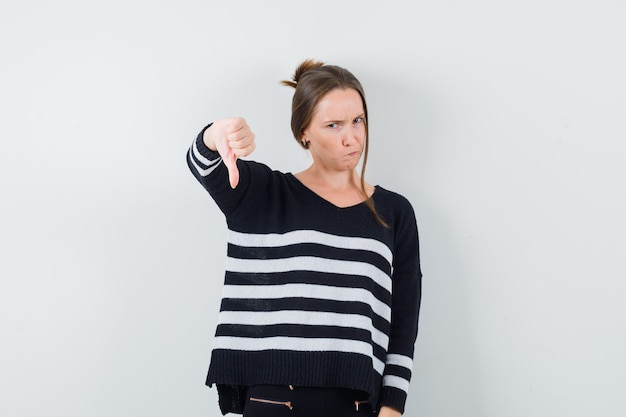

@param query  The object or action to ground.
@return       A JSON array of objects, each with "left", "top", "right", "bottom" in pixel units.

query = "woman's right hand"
[{"left": 203, "top": 118, "right": 256, "bottom": 189}]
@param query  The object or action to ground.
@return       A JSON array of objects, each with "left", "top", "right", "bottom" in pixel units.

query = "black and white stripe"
[
  {"left": 383, "top": 354, "right": 414, "bottom": 391},
  {"left": 188, "top": 137, "right": 222, "bottom": 176},
  {"left": 216, "top": 228, "right": 395, "bottom": 375}
]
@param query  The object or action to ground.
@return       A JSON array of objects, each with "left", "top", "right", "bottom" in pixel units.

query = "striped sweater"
[{"left": 187, "top": 126, "right": 422, "bottom": 415}]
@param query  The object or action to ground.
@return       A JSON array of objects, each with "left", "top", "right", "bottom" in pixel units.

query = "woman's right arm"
[{"left": 186, "top": 118, "right": 257, "bottom": 217}]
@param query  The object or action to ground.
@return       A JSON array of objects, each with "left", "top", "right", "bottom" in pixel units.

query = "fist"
[{"left": 203, "top": 118, "right": 256, "bottom": 188}]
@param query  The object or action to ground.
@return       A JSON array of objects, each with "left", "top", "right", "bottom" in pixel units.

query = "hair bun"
[{"left": 280, "top": 58, "right": 325, "bottom": 88}]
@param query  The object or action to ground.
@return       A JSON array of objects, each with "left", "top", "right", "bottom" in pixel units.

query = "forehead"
[{"left": 313, "top": 88, "right": 364, "bottom": 118}]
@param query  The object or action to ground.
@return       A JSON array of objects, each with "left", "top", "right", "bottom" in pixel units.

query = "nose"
[{"left": 342, "top": 127, "right": 358, "bottom": 146}]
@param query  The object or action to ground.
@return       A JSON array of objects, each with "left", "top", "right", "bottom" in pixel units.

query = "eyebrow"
[{"left": 322, "top": 113, "right": 365, "bottom": 124}]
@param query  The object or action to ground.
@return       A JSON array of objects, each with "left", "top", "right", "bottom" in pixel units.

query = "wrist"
[
  {"left": 379, "top": 405, "right": 402, "bottom": 417},
  {"left": 201, "top": 122, "right": 217, "bottom": 151}
]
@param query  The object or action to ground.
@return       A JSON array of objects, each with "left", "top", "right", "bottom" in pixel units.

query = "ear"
[{"left": 299, "top": 129, "right": 310, "bottom": 148}]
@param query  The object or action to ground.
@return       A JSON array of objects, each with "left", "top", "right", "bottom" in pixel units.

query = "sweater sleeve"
[
  {"left": 186, "top": 124, "right": 268, "bottom": 220},
  {"left": 378, "top": 199, "right": 422, "bottom": 414}
]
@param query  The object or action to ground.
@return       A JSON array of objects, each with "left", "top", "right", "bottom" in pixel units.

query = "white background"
[{"left": 1, "top": 1, "right": 625, "bottom": 416}]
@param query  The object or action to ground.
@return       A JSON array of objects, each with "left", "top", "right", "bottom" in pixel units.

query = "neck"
[
  {"left": 302, "top": 165, "right": 361, "bottom": 192},
  {"left": 294, "top": 165, "right": 375, "bottom": 208}
]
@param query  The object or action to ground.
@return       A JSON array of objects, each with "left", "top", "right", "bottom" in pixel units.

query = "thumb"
[{"left": 223, "top": 152, "right": 239, "bottom": 189}]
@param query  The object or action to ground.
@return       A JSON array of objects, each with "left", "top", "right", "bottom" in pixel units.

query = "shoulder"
[
  {"left": 372, "top": 186, "right": 419, "bottom": 236},
  {"left": 373, "top": 186, "right": 416, "bottom": 214}
]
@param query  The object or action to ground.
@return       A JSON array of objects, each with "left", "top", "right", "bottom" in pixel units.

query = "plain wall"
[{"left": 1, "top": 1, "right": 625, "bottom": 416}]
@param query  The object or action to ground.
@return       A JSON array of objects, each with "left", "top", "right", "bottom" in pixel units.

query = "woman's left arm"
[{"left": 378, "top": 199, "right": 422, "bottom": 414}]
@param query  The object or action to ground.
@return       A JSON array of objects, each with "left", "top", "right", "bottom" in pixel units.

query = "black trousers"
[{"left": 243, "top": 385, "right": 377, "bottom": 417}]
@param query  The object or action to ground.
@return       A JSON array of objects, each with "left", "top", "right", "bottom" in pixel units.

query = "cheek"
[{"left": 317, "top": 136, "right": 332, "bottom": 149}]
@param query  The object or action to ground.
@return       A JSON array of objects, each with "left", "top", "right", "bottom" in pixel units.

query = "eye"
[
  {"left": 327, "top": 123, "right": 338, "bottom": 128},
  {"left": 354, "top": 117, "right": 364, "bottom": 124}
]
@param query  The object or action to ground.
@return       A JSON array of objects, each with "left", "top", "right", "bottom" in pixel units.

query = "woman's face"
[{"left": 302, "top": 88, "right": 366, "bottom": 173}]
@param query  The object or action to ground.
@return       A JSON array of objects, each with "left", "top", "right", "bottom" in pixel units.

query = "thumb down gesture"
[{"left": 203, "top": 118, "right": 256, "bottom": 188}]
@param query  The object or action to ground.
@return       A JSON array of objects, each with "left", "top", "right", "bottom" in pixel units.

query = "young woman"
[{"left": 187, "top": 60, "right": 422, "bottom": 417}]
